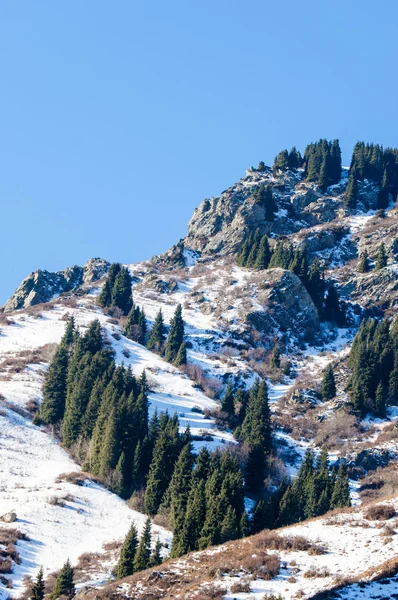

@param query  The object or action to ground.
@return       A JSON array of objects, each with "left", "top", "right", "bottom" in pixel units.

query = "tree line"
[
  {"left": 251, "top": 448, "right": 350, "bottom": 532},
  {"left": 348, "top": 317, "right": 398, "bottom": 417},
  {"left": 237, "top": 234, "right": 346, "bottom": 326},
  {"left": 98, "top": 262, "right": 187, "bottom": 367}
]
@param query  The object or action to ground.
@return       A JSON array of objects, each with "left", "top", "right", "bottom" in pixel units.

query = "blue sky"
[{"left": 1, "top": 1, "right": 398, "bottom": 303}]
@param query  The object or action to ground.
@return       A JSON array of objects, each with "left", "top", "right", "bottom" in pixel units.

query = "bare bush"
[
  {"left": 364, "top": 504, "right": 396, "bottom": 521},
  {"left": 230, "top": 578, "right": 251, "bottom": 593}
]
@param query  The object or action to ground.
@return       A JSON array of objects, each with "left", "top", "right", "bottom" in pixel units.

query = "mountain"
[{"left": 1, "top": 139, "right": 398, "bottom": 600}]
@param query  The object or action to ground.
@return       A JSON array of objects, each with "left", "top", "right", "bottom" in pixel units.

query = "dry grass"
[
  {"left": 55, "top": 471, "right": 99, "bottom": 486},
  {"left": 359, "top": 462, "right": 398, "bottom": 503},
  {"left": 364, "top": 504, "right": 396, "bottom": 521}
]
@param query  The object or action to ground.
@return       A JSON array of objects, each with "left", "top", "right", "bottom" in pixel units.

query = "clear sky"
[{"left": 1, "top": 1, "right": 398, "bottom": 304}]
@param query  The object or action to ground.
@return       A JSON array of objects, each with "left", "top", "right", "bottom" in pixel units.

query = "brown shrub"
[
  {"left": 303, "top": 566, "right": 331, "bottom": 578},
  {"left": 0, "top": 558, "right": 13, "bottom": 574},
  {"left": 364, "top": 504, "right": 396, "bottom": 521},
  {"left": 255, "top": 532, "right": 312, "bottom": 552},
  {"left": 196, "top": 584, "right": 227, "bottom": 600},
  {"left": 55, "top": 471, "right": 98, "bottom": 486},
  {"left": 230, "top": 579, "right": 251, "bottom": 594}
]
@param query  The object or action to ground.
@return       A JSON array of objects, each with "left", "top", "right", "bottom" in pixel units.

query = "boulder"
[
  {"left": 1, "top": 511, "right": 16, "bottom": 523},
  {"left": 246, "top": 268, "right": 320, "bottom": 341},
  {"left": 3, "top": 258, "right": 110, "bottom": 312}
]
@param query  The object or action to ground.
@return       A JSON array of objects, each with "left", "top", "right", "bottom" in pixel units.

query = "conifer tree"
[
  {"left": 389, "top": 354, "right": 398, "bottom": 404},
  {"left": 375, "top": 382, "right": 387, "bottom": 418},
  {"left": 271, "top": 346, "right": 281, "bottom": 369},
  {"left": 40, "top": 344, "right": 69, "bottom": 424},
  {"left": 330, "top": 462, "right": 351, "bottom": 509},
  {"left": 165, "top": 305, "right": 185, "bottom": 363},
  {"left": 31, "top": 567, "right": 45, "bottom": 600},
  {"left": 321, "top": 364, "right": 336, "bottom": 400},
  {"left": 133, "top": 518, "right": 152, "bottom": 572},
  {"left": 149, "top": 539, "right": 163, "bottom": 567},
  {"left": 171, "top": 478, "right": 206, "bottom": 557},
  {"left": 147, "top": 310, "right": 166, "bottom": 354},
  {"left": 112, "top": 267, "right": 133, "bottom": 315},
  {"left": 257, "top": 160, "right": 266, "bottom": 172},
  {"left": 318, "top": 155, "right": 329, "bottom": 192},
  {"left": 174, "top": 342, "right": 187, "bottom": 367},
  {"left": 221, "top": 382, "right": 235, "bottom": 414},
  {"left": 98, "top": 263, "right": 121, "bottom": 308},
  {"left": 116, "top": 523, "right": 138, "bottom": 579},
  {"left": 345, "top": 169, "right": 358, "bottom": 209},
  {"left": 375, "top": 243, "right": 388, "bottom": 270},
  {"left": 51, "top": 560, "right": 75, "bottom": 600},
  {"left": 358, "top": 249, "right": 371, "bottom": 273},
  {"left": 254, "top": 235, "right": 271, "bottom": 269},
  {"left": 250, "top": 499, "right": 269, "bottom": 534},
  {"left": 167, "top": 443, "right": 194, "bottom": 529},
  {"left": 273, "top": 149, "right": 289, "bottom": 171},
  {"left": 143, "top": 416, "right": 180, "bottom": 515},
  {"left": 378, "top": 169, "right": 390, "bottom": 209},
  {"left": 324, "top": 283, "right": 344, "bottom": 326}
]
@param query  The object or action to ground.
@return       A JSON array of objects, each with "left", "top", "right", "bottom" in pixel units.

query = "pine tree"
[
  {"left": 40, "top": 344, "right": 69, "bottom": 424},
  {"left": 375, "top": 243, "right": 388, "bottom": 270},
  {"left": 51, "top": 559, "right": 75, "bottom": 600},
  {"left": 306, "top": 258, "right": 324, "bottom": 313},
  {"left": 330, "top": 462, "right": 351, "bottom": 509},
  {"left": 149, "top": 539, "right": 163, "bottom": 567},
  {"left": 321, "top": 364, "right": 336, "bottom": 400},
  {"left": 378, "top": 169, "right": 390, "bottom": 209},
  {"left": 167, "top": 443, "right": 194, "bottom": 529},
  {"left": 271, "top": 346, "right": 281, "bottom": 369},
  {"left": 98, "top": 263, "right": 121, "bottom": 308},
  {"left": 273, "top": 149, "right": 289, "bottom": 171},
  {"left": 254, "top": 235, "right": 271, "bottom": 270},
  {"left": 345, "top": 169, "right": 358, "bottom": 209},
  {"left": 174, "top": 342, "right": 187, "bottom": 367},
  {"left": 375, "top": 382, "right": 387, "bottom": 418},
  {"left": 165, "top": 305, "right": 185, "bottom": 363},
  {"left": 133, "top": 518, "right": 152, "bottom": 572},
  {"left": 147, "top": 310, "right": 166, "bottom": 354},
  {"left": 358, "top": 249, "right": 370, "bottom": 273},
  {"left": 116, "top": 523, "right": 138, "bottom": 579},
  {"left": 257, "top": 160, "right": 266, "bottom": 172},
  {"left": 112, "top": 267, "right": 133, "bottom": 315},
  {"left": 389, "top": 354, "right": 398, "bottom": 404},
  {"left": 250, "top": 499, "right": 269, "bottom": 534},
  {"left": 318, "top": 155, "right": 329, "bottom": 193},
  {"left": 221, "top": 382, "right": 235, "bottom": 414},
  {"left": 31, "top": 567, "right": 45, "bottom": 600},
  {"left": 324, "top": 283, "right": 344, "bottom": 326}
]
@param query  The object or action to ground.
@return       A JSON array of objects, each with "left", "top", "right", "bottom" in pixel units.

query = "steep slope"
[
  {"left": 1, "top": 148, "right": 398, "bottom": 600},
  {"left": 75, "top": 496, "right": 398, "bottom": 600}
]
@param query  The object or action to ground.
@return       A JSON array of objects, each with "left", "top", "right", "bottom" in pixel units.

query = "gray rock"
[
  {"left": 3, "top": 258, "right": 110, "bottom": 312},
  {"left": 1, "top": 511, "right": 16, "bottom": 523},
  {"left": 246, "top": 268, "right": 320, "bottom": 341}
]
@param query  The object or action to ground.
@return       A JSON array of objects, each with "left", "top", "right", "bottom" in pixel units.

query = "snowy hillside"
[{"left": 2, "top": 147, "right": 398, "bottom": 600}]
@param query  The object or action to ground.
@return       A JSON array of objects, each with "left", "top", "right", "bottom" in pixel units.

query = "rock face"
[
  {"left": 3, "top": 258, "right": 109, "bottom": 312},
  {"left": 246, "top": 268, "right": 320, "bottom": 341},
  {"left": 341, "top": 267, "right": 398, "bottom": 310}
]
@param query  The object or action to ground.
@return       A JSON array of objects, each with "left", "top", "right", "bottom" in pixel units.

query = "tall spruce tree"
[
  {"left": 98, "top": 263, "right": 121, "bottom": 308},
  {"left": 345, "top": 170, "right": 358, "bottom": 209},
  {"left": 116, "top": 523, "right": 139, "bottom": 579},
  {"left": 133, "top": 518, "right": 152, "bottom": 572},
  {"left": 112, "top": 267, "right": 133, "bottom": 315},
  {"left": 147, "top": 310, "right": 166, "bottom": 354},
  {"left": 51, "top": 560, "right": 75, "bottom": 600},
  {"left": 321, "top": 364, "right": 336, "bottom": 400},
  {"left": 165, "top": 305, "right": 185, "bottom": 363},
  {"left": 358, "top": 249, "right": 370, "bottom": 273},
  {"left": 31, "top": 567, "right": 45, "bottom": 600},
  {"left": 375, "top": 243, "right": 388, "bottom": 270}
]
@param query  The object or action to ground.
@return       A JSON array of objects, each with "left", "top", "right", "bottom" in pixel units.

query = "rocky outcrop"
[
  {"left": 3, "top": 258, "right": 110, "bottom": 312},
  {"left": 246, "top": 268, "right": 320, "bottom": 341},
  {"left": 341, "top": 266, "right": 398, "bottom": 310}
]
